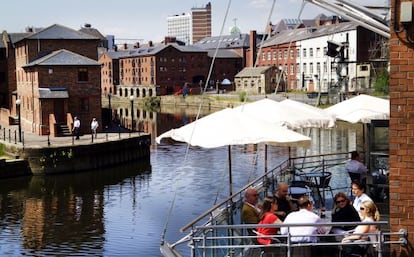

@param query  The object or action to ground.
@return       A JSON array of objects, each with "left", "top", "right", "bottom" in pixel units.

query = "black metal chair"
[{"left": 313, "top": 173, "right": 334, "bottom": 207}]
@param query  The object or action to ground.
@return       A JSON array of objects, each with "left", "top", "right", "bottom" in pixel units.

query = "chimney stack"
[
  {"left": 164, "top": 36, "right": 176, "bottom": 45},
  {"left": 248, "top": 30, "right": 257, "bottom": 67}
]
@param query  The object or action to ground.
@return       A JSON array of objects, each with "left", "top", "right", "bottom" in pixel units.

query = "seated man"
[
  {"left": 241, "top": 187, "right": 260, "bottom": 239},
  {"left": 346, "top": 151, "right": 368, "bottom": 183},
  {"left": 281, "top": 196, "right": 328, "bottom": 257},
  {"left": 273, "top": 182, "right": 297, "bottom": 221},
  {"left": 281, "top": 196, "right": 328, "bottom": 243}
]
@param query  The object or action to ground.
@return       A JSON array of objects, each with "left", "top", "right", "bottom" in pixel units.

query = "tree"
[{"left": 373, "top": 69, "right": 389, "bottom": 95}]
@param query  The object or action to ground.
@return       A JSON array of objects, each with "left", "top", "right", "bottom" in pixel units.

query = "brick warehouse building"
[
  {"left": 6, "top": 24, "right": 101, "bottom": 136},
  {"left": 100, "top": 40, "right": 243, "bottom": 96},
  {"left": 389, "top": 0, "right": 414, "bottom": 256}
]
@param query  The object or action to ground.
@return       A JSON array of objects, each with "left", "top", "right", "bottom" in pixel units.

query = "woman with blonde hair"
[{"left": 341, "top": 200, "right": 380, "bottom": 256}]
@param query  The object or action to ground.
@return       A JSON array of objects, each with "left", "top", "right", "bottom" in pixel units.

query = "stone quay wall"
[{"left": 0, "top": 134, "right": 151, "bottom": 176}]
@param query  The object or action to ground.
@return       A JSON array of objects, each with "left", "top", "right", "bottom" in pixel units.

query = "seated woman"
[
  {"left": 256, "top": 196, "right": 282, "bottom": 245},
  {"left": 341, "top": 200, "right": 380, "bottom": 257},
  {"left": 331, "top": 192, "right": 361, "bottom": 235}
]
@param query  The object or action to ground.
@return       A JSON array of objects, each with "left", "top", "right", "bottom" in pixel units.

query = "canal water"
[{"left": 0, "top": 108, "right": 361, "bottom": 257}]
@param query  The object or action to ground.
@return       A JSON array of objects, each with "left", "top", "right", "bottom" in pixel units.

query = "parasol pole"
[
  {"left": 228, "top": 145, "right": 233, "bottom": 196},
  {"left": 265, "top": 144, "right": 268, "bottom": 173}
]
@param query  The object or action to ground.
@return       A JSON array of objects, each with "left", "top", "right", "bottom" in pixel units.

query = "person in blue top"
[{"left": 346, "top": 151, "right": 368, "bottom": 183}]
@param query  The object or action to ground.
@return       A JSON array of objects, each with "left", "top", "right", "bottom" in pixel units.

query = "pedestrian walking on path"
[
  {"left": 73, "top": 117, "right": 80, "bottom": 140},
  {"left": 91, "top": 118, "right": 99, "bottom": 139}
]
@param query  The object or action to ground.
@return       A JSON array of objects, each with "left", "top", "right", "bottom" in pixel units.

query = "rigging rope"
[
  {"left": 274, "top": 0, "right": 306, "bottom": 94},
  {"left": 160, "top": 0, "right": 233, "bottom": 244}
]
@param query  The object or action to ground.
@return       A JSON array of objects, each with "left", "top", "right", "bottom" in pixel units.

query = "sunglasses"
[
  {"left": 336, "top": 199, "right": 346, "bottom": 204},
  {"left": 360, "top": 207, "right": 366, "bottom": 210}
]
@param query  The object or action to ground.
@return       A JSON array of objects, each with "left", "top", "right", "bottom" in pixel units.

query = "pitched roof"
[
  {"left": 23, "top": 49, "right": 99, "bottom": 67},
  {"left": 79, "top": 26, "right": 105, "bottom": 40},
  {"left": 20, "top": 24, "right": 98, "bottom": 42},
  {"left": 207, "top": 49, "right": 242, "bottom": 58},
  {"left": 106, "top": 50, "right": 132, "bottom": 59},
  {"left": 261, "top": 21, "right": 358, "bottom": 47},
  {"left": 235, "top": 66, "right": 272, "bottom": 77},
  {"left": 195, "top": 34, "right": 252, "bottom": 49},
  {"left": 118, "top": 44, "right": 207, "bottom": 58},
  {"left": 38, "top": 87, "right": 69, "bottom": 99}
]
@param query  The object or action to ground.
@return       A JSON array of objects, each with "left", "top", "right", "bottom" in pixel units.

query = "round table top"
[{"left": 289, "top": 186, "right": 312, "bottom": 195}]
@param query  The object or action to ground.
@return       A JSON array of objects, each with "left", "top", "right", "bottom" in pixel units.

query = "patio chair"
[{"left": 313, "top": 173, "right": 334, "bottom": 207}]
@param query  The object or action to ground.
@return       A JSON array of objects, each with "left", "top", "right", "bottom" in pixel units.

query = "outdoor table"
[{"left": 289, "top": 186, "right": 312, "bottom": 200}]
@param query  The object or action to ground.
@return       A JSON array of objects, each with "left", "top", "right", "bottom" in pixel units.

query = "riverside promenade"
[{"left": 0, "top": 121, "right": 151, "bottom": 177}]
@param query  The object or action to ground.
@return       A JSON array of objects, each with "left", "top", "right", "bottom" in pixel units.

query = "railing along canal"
[{"left": 161, "top": 152, "right": 371, "bottom": 256}]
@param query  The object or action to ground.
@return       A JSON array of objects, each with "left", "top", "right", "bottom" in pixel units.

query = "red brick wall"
[
  {"left": 17, "top": 66, "right": 101, "bottom": 135},
  {"left": 25, "top": 39, "right": 99, "bottom": 61},
  {"left": 118, "top": 45, "right": 242, "bottom": 95},
  {"left": 389, "top": 0, "right": 414, "bottom": 255}
]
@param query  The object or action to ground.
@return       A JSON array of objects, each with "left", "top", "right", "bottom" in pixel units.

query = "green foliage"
[
  {"left": 239, "top": 91, "right": 247, "bottom": 102},
  {"left": 0, "top": 144, "right": 4, "bottom": 156},
  {"left": 39, "top": 148, "right": 74, "bottom": 169},
  {"left": 143, "top": 97, "right": 161, "bottom": 112},
  {"left": 373, "top": 69, "right": 389, "bottom": 95}
]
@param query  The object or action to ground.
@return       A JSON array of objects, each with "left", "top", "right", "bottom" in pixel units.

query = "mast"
[{"left": 304, "top": 0, "right": 389, "bottom": 38}]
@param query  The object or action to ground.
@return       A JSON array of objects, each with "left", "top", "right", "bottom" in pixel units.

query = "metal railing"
[
  {"left": 189, "top": 221, "right": 406, "bottom": 257},
  {"left": 161, "top": 152, "right": 357, "bottom": 257},
  {"left": 1, "top": 126, "right": 24, "bottom": 146}
]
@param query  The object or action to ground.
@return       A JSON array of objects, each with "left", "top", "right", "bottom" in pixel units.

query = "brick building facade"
[
  {"left": 9, "top": 24, "right": 101, "bottom": 136},
  {"left": 389, "top": 0, "right": 414, "bottom": 255},
  {"left": 101, "top": 41, "right": 243, "bottom": 97}
]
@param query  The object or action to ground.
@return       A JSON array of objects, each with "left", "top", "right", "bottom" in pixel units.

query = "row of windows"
[
  {"left": 159, "top": 66, "right": 187, "bottom": 72},
  {"left": 16, "top": 68, "right": 89, "bottom": 82},
  {"left": 118, "top": 87, "right": 154, "bottom": 98},
  {"left": 261, "top": 47, "right": 329, "bottom": 61}
]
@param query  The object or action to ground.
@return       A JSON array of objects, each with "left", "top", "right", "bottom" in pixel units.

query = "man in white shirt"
[
  {"left": 281, "top": 196, "right": 328, "bottom": 243},
  {"left": 351, "top": 180, "right": 373, "bottom": 219},
  {"left": 73, "top": 116, "right": 81, "bottom": 140}
]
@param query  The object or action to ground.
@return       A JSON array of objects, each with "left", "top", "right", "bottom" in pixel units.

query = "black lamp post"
[
  {"left": 108, "top": 92, "right": 112, "bottom": 126},
  {"left": 129, "top": 95, "right": 134, "bottom": 131},
  {"left": 16, "top": 99, "right": 22, "bottom": 142}
]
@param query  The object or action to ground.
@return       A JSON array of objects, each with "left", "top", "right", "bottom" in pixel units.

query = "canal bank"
[{"left": 0, "top": 126, "right": 151, "bottom": 177}]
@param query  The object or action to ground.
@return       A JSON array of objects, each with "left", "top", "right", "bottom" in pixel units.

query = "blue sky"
[{"left": 3, "top": 0, "right": 387, "bottom": 43}]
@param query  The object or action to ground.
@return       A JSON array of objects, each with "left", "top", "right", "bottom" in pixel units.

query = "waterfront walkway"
[{"left": 0, "top": 121, "right": 142, "bottom": 150}]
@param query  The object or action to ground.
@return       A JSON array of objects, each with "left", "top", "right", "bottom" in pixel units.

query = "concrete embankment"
[{"left": 160, "top": 95, "right": 243, "bottom": 110}]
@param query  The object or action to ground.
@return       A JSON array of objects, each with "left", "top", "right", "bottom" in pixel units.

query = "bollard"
[
  {"left": 47, "top": 134, "right": 50, "bottom": 146},
  {"left": 106, "top": 132, "right": 108, "bottom": 141},
  {"left": 91, "top": 130, "right": 94, "bottom": 143}
]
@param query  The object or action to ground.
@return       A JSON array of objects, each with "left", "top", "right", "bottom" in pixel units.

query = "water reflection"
[
  {"left": 0, "top": 105, "right": 367, "bottom": 257},
  {"left": 0, "top": 162, "right": 150, "bottom": 256}
]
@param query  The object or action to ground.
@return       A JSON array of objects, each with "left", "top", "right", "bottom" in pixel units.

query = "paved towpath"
[{"left": 0, "top": 121, "right": 142, "bottom": 149}]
